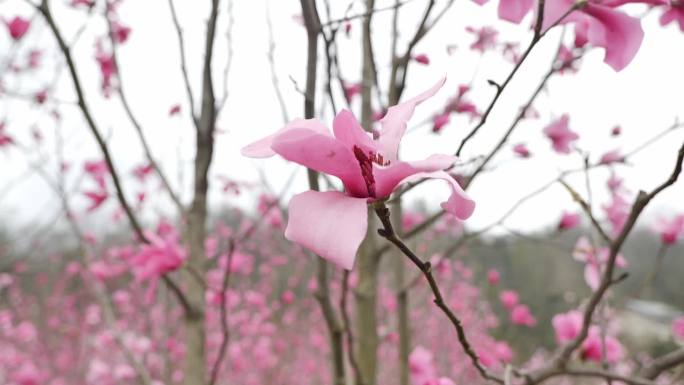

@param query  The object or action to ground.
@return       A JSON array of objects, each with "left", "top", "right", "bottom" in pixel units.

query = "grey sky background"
[{"left": 0, "top": 0, "right": 683, "bottom": 239}]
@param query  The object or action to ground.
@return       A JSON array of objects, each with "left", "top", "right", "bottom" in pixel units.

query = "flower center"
[{"left": 352, "top": 146, "right": 390, "bottom": 198}]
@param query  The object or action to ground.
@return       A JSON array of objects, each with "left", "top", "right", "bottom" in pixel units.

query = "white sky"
[{"left": 0, "top": 0, "right": 683, "bottom": 240}]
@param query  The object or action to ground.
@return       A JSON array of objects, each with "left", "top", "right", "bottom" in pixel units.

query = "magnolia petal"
[
  {"left": 374, "top": 154, "right": 459, "bottom": 199},
  {"left": 241, "top": 118, "right": 330, "bottom": 158},
  {"left": 583, "top": 3, "right": 644, "bottom": 72},
  {"left": 396, "top": 170, "right": 475, "bottom": 221},
  {"left": 499, "top": 0, "right": 535, "bottom": 23},
  {"left": 332, "top": 109, "right": 377, "bottom": 153},
  {"left": 378, "top": 77, "right": 446, "bottom": 162},
  {"left": 285, "top": 191, "right": 368, "bottom": 270},
  {"left": 270, "top": 128, "right": 366, "bottom": 195}
]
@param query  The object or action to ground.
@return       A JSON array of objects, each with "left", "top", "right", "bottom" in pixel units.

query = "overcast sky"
[{"left": 1, "top": 0, "right": 683, "bottom": 241}]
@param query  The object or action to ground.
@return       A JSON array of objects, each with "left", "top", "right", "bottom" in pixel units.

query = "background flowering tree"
[{"left": 0, "top": 0, "right": 684, "bottom": 385}]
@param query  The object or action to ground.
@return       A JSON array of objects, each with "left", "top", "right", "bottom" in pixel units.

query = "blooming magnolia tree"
[{"left": 0, "top": 0, "right": 684, "bottom": 385}]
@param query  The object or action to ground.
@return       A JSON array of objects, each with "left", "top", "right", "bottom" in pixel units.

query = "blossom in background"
[
  {"left": 673, "top": 316, "right": 684, "bottom": 340},
  {"left": 653, "top": 214, "right": 684, "bottom": 245},
  {"left": 0, "top": 122, "right": 13, "bottom": 148},
  {"left": 83, "top": 190, "right": 109, "bottom": 212},
  {"left": 466, "top": 26, "right": 498, "bottom": 52},
  {"left": 603, "top": 193, "right": 630, "bottom": 236},
  {"left": 558, "top": 211, "right": 581, "bottom": 231},
  {"left": 573, "top": 236, "right": 627, "bottom": 290},
  {"left": 241, "top": 78, "right": 475, "bottom": 270},
  {"left": 513, "top": 143, "right": 531, "bottom": 158},
  {"left": 599, "top": 149, "right": 625, "bottom": 165},
  {"left": 543, "top": 115, "right": 579, "bottom": 154},
  {"left": 552, "top": 309, "right": 583, "bottom": 343},
  {"left": 343, "top": 81, "right": 362, "bottom": 102},
  {"left": 5, "top": 16, "right": 30, "bottom": 40},
  {"left": 413, "top": 54, "right": 430, "bottom": 65},
  {"left": 432, "top": 112, "right": 450, "bottom": 133},
  {"left": 500, "top": 0, "right": 645, "bottom": 71},
  {"left": 500, "top": 290, "right": 519, "bottom": 310},
  {"left": 130, "top": 231, "right": 186, "bottom": 281},
  {"left": 511, "top": 304, "right": 537, "bottom": 326},
  {"left": 487, "top": 269, "right": 501, "bottom": 285},
  {"left": 84, "top": 160, "right": 110, "bottom": 189},
  {"left": 581, "top": 326, "right": 624, "bottom": 363}
]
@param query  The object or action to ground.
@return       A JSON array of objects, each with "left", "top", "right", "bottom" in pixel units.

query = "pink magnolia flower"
[
  {"left": 544, "top": 0, "right": 644, "bottom": 71},
  {"left": 84, "top": 160, "right": 109, "bottom": 188},
  {"left": 543, "top": 115, "right": 579, "bottom": 154},
  {"left": 603, "top": 193, "right": 630, "bottom": 236},
  {"left": 573, "top": 236, "right": 627, "bottom": 290},
  {"left": 557, "top": 45, "right": 579, "bottom": 74},
  {"left": 409, "top": 346, "right": 437, "bottom": 385},
  {"left": 607, "top": 173, "right": 624, "bottom": 194},
  {"left": 241, "top": 78, "right": 475, "bottom": 269},
  {"left": 95, "top": 47, "right": 117, "bottom": 97},
  {"left": 169, "top": 104, "right": 181, "bottom": 116},
  {"left": 132, "top": 164, "right": 154, "bottom": 182},
  {"left": 581, "top": 326, "right": 624, "bottom": 363},
  {"left": 130, "top": 231, "right": 186, "bottom": 281},
  {"left": 111, "top": 21, "right": 131, "bottom": 44},
  {"left": 511, "top": 304, "right": 537, "bottom": 326},
  {"left": 500, "top": 290, "right": 519, "bottom": 310},
  {"left": 501, "top": 0, "right": 644, "bottom": 71},
  {"left": 34, "top": 89, "right": 48, "bottom": 104},
  {"left": 611, "top": 125, "right": 622, "bottom": 136},
  {"left": 466, "top": 26, "right": 498, "bottom": 52},
  {"left": 653, "top": 214, "right": 684, "bottom": 245},
  {"left": 513, "top": 143, "right": 531, "bottom": 158},
  {"left": 13, "top": 362, "right": 42, "bottom": 385},
  {"left": 558, "top": 211, "right": 581, "bottom": 231},
  {"left": 487, "top": 269, "right": 500, "bottom": 285},
  {"left": 413, "top": 53, "right": 430, "bottom": 65},
  {"left": 471, "top": 0, "right": 489, "bottom": 4},
  {"left": 0, "top": 122, "right": 14, "bottom": 148},
  {"left": 432, "top": 112, "right": 450, "bottom": 133},
  {"left": 498, "top": 0, "right": 535, "bottom": 23},
  {"left": 599, "top": 149, "right": 624, "bottom": 165},
  {"left": 673, "top": 316, "right": 684, "bottom": 340},
  {"left": 83, "top": 190, "right": 108, "bottom": 212},
  {"left": 5, "top": 16, "right": 30, "bottom": 40},
  {"left": 552, "top": 310, "right": 582, "bottom": 343},
  {"left": 494, "top": 341, "right": 514, "bottom": 363},
  {"left": 659, "top": 1, "right": 684, "bottom": 30},
  {"left": 443, "top": 85, "right": 479, "bottom": 121},
  {"left": 71, "top": 0, "right": 95, "bottom": 7},
  {"left": 343, "top": 82, "right": 362, "bottom": 102}
]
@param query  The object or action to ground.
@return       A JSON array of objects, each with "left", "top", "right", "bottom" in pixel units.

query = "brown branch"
[
  {"left": 641, "top": 348, "right": 684, "bottom": 379},
  {"left": 558, "top": 179, "right": 612, "bottom": 244},
  {"left": 265, "top": 0, "right": 290, "bottom": 124},
  {"left": 320, "top": 0, "right": 416, "bottom": 28},
  {"left": 373, "top": 202, "right": 504, "bottom": 384},
  {"left": 217, "top": 0, "right": 235, "bottom": 116},
  {"left": 167, "top": 0, "right": 199, "bottom": 129},
  {"left": 38, "top": 0, "right": 146, "bottom": 242},
  {"left": 531, "top": 140, "right": 684, "bottom": 382}
]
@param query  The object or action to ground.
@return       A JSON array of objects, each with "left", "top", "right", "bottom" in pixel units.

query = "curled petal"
[
  {"left": 285, "top": 191, "right": 369, "bottom": 270},
  {"left": 374, "top": 154, "right": 459, "bottom": 199},
  {"left": 395, "top": 170, "right": 475, "bottom": 220}
]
